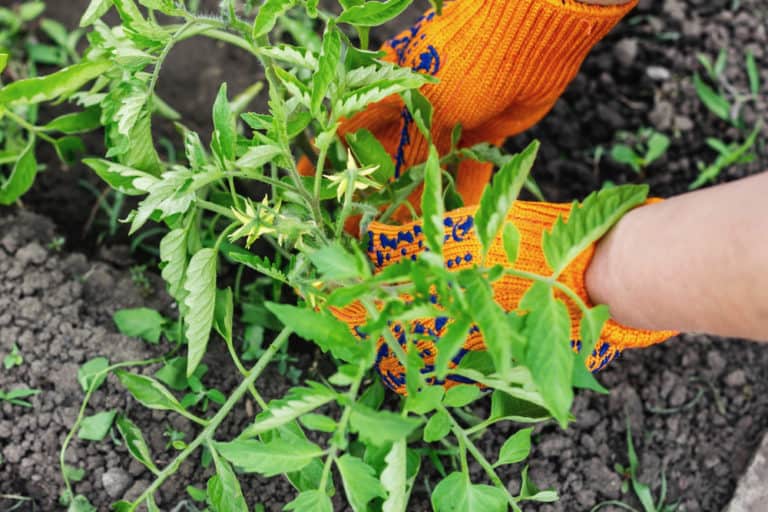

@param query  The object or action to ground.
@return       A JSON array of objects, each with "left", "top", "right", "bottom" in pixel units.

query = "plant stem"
[
  {"left": 197, "top": 199, "right": 237, "bottom": 220},
  {"left": 128, "top": 327, "right": 293, "bottom": 510},
  {"left": 443, "top": 405, "right": 520, "bottom": 510},
  {"left": 4, "top": 111, "right": 55, "bottom": 144}
]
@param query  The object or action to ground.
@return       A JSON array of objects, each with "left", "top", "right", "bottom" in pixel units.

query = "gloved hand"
[
  {"left": 312, "top": 0, "right": 638, "bottom": 215},
  {"left": 331, "top": 201, "right": 676, "bottom": 395}
]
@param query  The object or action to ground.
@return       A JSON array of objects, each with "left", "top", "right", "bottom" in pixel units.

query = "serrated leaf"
[
  {"left": 80, "top": 0, "right": 113, "bottom": 26},
  {"left": 159, "top": 227, "right": 188, "bottom": 301},
  {"left": 443, "top": 385, "right": 480, "bottom": 408},
  {"left": 431, "top": 472, "right": 507, "bottom": 512},
  {"left": 266, "top": 302, "right": 366, "bottom": 362},
  {"left": 78, "top": 410, "right": 117, "bottom": 441},
  {"left": 421, "top": 145, "right": 444, "bottom": 255},
  {"left": 337, "top": 455, "right": 387, "bottom": 512},
  {"left": 474, "top": 140, "right": 539, "bottom": 257},
  {"left": 241, "top": 382, "right": 336, "bottom": 437},
  {"left": 542, "top": 184, "right": 648, "bottom": 276},
  {"left": 433, "top": 317, "right": 471, "bottom": 380},
  {"left": 216, "top": 438, "right": 323, "bottom": 476},
  {"left": 494, "top": 427, "right": 533, "bottom": 467},
  {"left": 284, "top": 490, "right": 333, "bottom": 512},
  {"left": 43, "top": 107, "right": 101, "bottom": 134},
  {"left": 253, "top": 0, "right": 297, "bottom": 39},
  {"left": 346, "top": 128, "right": 395, "bottom": 183},
  {"left": 380, "top": 439, "right": 407, "bottom": 512},
  {"left": 350, "top": 404, "right": 421, "bottom": 447},
  {"left": 502, "top": 223, "right": 520, "bottom": 265},
  {"left": 299, "top": 413, "right": 337, "bottom": 432},
  {"left": 423, "top": 409, "right": 451, "bottom": 442},
  {"left": 0, "top": 59, "right": 111, "bottom": 106},
  {"left": 519, "top": 282, "right": 573, "bottom": 428},
  {"left": 83, "top": 158, "right": 148, "bottom": 196},
  {"left": 113, "top": 307, "right": 165, "bottom": 344},
  {"left": 213, "top": 287, "right": 234, "bottom": 347},
  {"left": 312, "top": 26, "right": 342, "bottom": 116},
  {"left": 0, "top": 138, "right": 37, "bottom": 206},
  {"left": 236, "top": 144, "right": 283, "bottom": 170},
  {"left": 184, "top": 248, "right": 218, "bottom": 377},
  {"left": 212, "top": 84, "right": 235, "bottom": 164},
  {"left": 208, "top": 450, "right": 248, "bottom": 512},
  {"left": 116, "top": 370, "right": 190, "bottom": 416},
  {"left": 308, "top": 242, "right": 366, "bottom": 281},
  {"left": 337, "top": 0, "right": 414, "bottom": 27},
  {"left": 115, "top": 414, "right": 159, "bottom": 473}
]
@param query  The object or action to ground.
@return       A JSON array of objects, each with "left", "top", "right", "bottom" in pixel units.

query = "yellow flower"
[
  {"left": 324, "top": 150, "right": 383, "bottom": 203},
  {"left": 229, "top": 196, "right": 277, "bottom": 248}
]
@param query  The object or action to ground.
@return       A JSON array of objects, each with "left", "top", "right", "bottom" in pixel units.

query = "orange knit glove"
[
  {"left": 323, "top": 0, "right": 638, "bottom": 213},
  {"left": 332, "top": 201, "right": 676, "bottom": 395}
]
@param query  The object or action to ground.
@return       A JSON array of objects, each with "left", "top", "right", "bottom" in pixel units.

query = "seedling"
[
  {"left": 0, "top": 387, "right": 39, "bottom": 407},
  {"left": 610, "top": 128, "right": 671, "bottom": 175},
  {"left": 3, "top": 344, "right": 23, "bottom": 369},
  {"left": 592, "top": 420, "right": 679, "bottom": 512}
]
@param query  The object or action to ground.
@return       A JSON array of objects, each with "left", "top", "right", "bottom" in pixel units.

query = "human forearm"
[{"left": 586, "top": 172, "right": 768, "bottom": 341}]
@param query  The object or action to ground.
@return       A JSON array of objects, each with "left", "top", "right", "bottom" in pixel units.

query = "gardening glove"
[
  {"left": 331, "top": 200, "right": 677, "bottom": 395},
  {"left": 302, "top": 0, "right": 638, "bottom": 213}
]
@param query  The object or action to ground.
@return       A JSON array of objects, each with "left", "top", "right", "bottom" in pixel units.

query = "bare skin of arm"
[{"left": 586, "top": 172, "right": 768, "bottom": 341}]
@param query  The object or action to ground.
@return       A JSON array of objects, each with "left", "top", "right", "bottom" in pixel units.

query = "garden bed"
[{"left": 1, "top": 0, "right": 767, "bottom": 510}]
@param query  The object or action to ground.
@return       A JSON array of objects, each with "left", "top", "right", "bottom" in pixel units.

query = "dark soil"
[{"left": 2, "top": 0, "right": 767, "bottom": 511}]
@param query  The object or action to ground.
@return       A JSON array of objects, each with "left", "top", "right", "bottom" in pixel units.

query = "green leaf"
[
  {"left": 42, "top": 107, "right": 101, "bottom": 134},
  {"left": 299, "top": 413, "right": 337, "bottom": 432},
  {"left": 518, "top": 466, "right": 558, "bottom": 502},
  {"left": 53, "top": 136, "right": 86, "bottom": 165},
  {"left": 213, "top": 287, "right": 233, "bottom": 345},
  {"left": 474, "top": 140, "right": 539, "bottom": 257},
  {"left": 579, "top": 304, "right": 611, "bottom": 358},
  {"left": 543, "top": 185, "right": 648, "bottom": 276},
  {"left": 380, "top": 439, "right": 407, "bottom": 512},
  {"left": 159, "top": 227, "right": 188, "bottom": 302},
  {"left": 80, "top": 0, "right": 113, "bottom": 26},
  {"left": 183, "top": 248, "right": 218, "bottom": 377},
  {"left": 610, "top": 144, "right": 641, "bottom": 172},
  {"left": 746, "top": 51, "right": 760, "bottom": 96},
  {"left": 519, "top": 282, "right": 573, "bottom": 428},
  {"left": 312, "top": 26, "right": 342, "bottom": 116},
  {"left": 338, "top": 0, "right": 414, "bottom": 27},
  {"left": 308, "top": 243, "right": 367, "bottom": 281},
  {"left": 68, "top": 495, "right": 97, "bottom": 512},
  {"left": 208, "top": 450, "right": 248, "bottom": 512},
  {"left": 460, "top": 271, "right": 520, "bottom": 375},
  {"left": 78, "top": 357, "right": 110, "bottom": 392},
  {"left": 431, "top": 472, "right": 507, "bottom": 512},
  {"left": 63, "top": 464, "right": 86, "bottom": 483},
  {"left": 82, "top": 158, "right": 148, "bottom": 196},
  {"left": 113, "top": 307, "right": 165, "bottom": 344},
  {"left": 241, "top": 382, "right": 336, "bottom": 437},
  {"left": 337, "top": 455, "right": 387, "bottom": 512},
  {"left": 433, "top": 317, "right": 472, "bottom": 380},
  {"left": 693, "top": 73, "right": 731, "bottom": 122},
  {"left": 350, "top": 404, "right": 421, "bottom": 447},
  {"left": 211, "top": 84, "right": 235, "bottom": 164},
  {"left": 253, "top": 0, "right": 297, "bottom": 39},
  {"left": 266, "top": 302, "right": 366, "bottom": 363},
  {"left": 0, "top": 54, "right": 7, "bottom": 75},
  {"left": 115, "top": 414, "right": 159, "bottom": 473},
  {"left": 443, "top": 385, "right": 481, "bottom": 408},
  {"left": 78, "top": 410, "right": 117, "bottom": 441},
  {"left": 284, "top": 490, "right": 333, "bottom": 512},
  {"left": 154, "top": 357, "right": 189, "bottom": 391},
  {"left": 115, "top": 370, "right": 189, "bottom": 416},
  {"left": 0, "top": 138, "right": 37, "bottom": 206},
  {"left": 236, "top": 144, "right": 283, "bottom": 170},
  {"left": 494, "top": 427, "right": 533, "bottom": 467},
  {"left": 216, "top": 438, "right": 323, "bottom": 476},
  {"left": 502, "top": 223, "right": 521, "bottom": 265},
  {"left": 421, "top": 145, "right": 444, "bottom": 255},
  {"left": 0, "top": 59, "right": 111, "bottom": 106},
  {"left": 423, "top": 409, "right": 451, "bottom": 443},
  {"left": 644, "top": 132, "right": 670, "bottom": 164},
  {"left": 626, "top": 422, "right": 655, "bottom": 512},
  {"left": 346, "top": 129, "right": 395, "bottom": 183}
]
